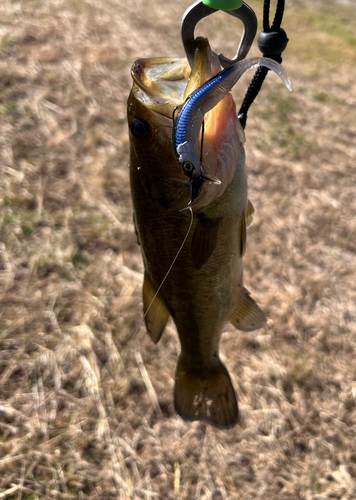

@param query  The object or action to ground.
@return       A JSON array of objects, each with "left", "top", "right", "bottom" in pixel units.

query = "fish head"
[
  {"left": 128, "top": 39, "right": 245, "bottom": 211},
  {"left": 128, "top": 58, "right": 191, "bottom": 209}
]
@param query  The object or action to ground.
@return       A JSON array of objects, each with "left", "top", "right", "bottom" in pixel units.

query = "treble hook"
[{"left": 181, "top": 0, "right": 257, "bottom": 69}]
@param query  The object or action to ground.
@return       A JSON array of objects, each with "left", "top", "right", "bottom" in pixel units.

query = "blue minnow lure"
[{"left": 172, "top": 56, "right": 292, "bottom": 202}]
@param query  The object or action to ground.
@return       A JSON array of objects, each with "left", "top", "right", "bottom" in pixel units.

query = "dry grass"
[{"left": 1, "top": 0, "right": 356, "bottom": 498}]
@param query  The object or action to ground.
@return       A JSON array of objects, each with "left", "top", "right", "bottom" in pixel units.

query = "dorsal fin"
[
  {"left": 229, "top": 287, "right": 267, "bottom": 332},
  {"left": 191, "top": 215, "right": 220, "bottom": 270},
  {"left": 143, "top": 273, "right": 170, "bottom": 343}
]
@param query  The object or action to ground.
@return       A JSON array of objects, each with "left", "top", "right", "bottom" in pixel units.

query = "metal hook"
[{"left": 181, "top": 0, "right": 257, "bottom": 69}]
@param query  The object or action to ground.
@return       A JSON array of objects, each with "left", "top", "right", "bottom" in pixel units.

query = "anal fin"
[
  {"left": 230, "top": 287, "right": 267, "bottom": 332},
  {"left": 143, "top": 272, "right": 170, "bottom": 343}
]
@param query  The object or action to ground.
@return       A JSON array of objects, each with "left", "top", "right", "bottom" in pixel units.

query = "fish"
[{"left": 127, "top": 38, "right": 290, "bottom": 428}]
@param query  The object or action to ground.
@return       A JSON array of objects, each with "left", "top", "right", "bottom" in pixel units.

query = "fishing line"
[
  {"left": 128, "top": 205, "right": 194, "bottom": 346},
  {"left": 200, "top": 119, "right": 205, "bottom": 164}
]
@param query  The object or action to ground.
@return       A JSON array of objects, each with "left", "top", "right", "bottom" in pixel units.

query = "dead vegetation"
[{"left": 0, "top": 0, "right": 356, "bottom": 498}]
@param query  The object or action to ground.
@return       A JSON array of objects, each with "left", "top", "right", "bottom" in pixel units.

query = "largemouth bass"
[{"left": 128, "top": 39, "right": 289, "bottom": 428}]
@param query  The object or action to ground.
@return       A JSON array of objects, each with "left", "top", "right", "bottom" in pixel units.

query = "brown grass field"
[{"left": 1, "top": 0, "right": 356, "bottom": 498}]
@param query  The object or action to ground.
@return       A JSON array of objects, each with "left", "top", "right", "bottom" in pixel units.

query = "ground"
[{"left": 0, "top": 0, "right": 356, "bottom": 498}]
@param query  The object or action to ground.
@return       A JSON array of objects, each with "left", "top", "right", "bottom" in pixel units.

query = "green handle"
[{"left": 202, "top": 0, "right": 243, "bottom": 10}]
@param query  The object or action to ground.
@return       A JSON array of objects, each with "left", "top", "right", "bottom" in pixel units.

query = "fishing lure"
[{"left": 172, "top": 56, "right": 292, "bottom": 202}]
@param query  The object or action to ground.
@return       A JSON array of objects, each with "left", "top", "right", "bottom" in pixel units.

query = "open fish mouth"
[
  {"left": 130, "top": 39, "right": 246, "bottom": 208},
  {"left": 130, "top": 57, "right": 190, "bottom": 118},
  {"left": 130, "top": 38, "right": 245, "bottom": 132}
]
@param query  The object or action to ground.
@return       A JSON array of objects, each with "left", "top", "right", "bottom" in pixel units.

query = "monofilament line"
[{"left": 129, "top": 206, "right": 194, "bottom": 345}]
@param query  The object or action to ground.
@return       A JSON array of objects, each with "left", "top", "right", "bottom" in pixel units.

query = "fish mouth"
[
  {"left": 130, "top": 39, "right": 245, "bottom": 208},
  {"left": 130, "top": 57, "right": 190, "bottom": 118},
  {"left": 130, "top": 38, "right": 239, "bottom": 123}
]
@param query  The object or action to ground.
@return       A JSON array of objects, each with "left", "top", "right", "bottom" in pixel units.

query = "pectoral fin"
[
  {"left": 143, "top": 273, "right": 170, "bottom": 343},
  {"left": 230, "top": 288, "right": 267, "bottom": 332},
  {"left": 246, "top": 200, "right": 255, "bottom": 229},
  {"left": 191, "top": 215, "right": 220, "bottom": 270}
]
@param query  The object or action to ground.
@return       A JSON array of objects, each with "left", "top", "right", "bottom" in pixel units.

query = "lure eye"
[
  {"left": 182, "top": 161, "right": 194, "bottom": 175},
  {"left": 130, "top": 118, "right": 149, "bottom": 139}
]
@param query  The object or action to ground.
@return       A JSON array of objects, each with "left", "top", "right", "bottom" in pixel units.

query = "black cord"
[
  {"left": 238, "top": 0, "right": 288, "bottom": 129},
  {"left": 263, "top": 0, "right": 270, "bottom": 32},
  {"left": 238, "top": 67, "right": 268, "bottom": 129},
  {"left": 271, "top": 0, "right": 285, "bottom": 31},
  {"left": 200, "top": 120, "right": 205, "bottom": 164}
]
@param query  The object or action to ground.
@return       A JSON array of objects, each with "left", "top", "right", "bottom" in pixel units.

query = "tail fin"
[{"left": 174, "top": 356, "right": 238, "bottom": 429}]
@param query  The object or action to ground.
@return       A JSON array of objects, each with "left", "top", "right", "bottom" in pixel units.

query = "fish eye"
[
  {"left": 130, "top": 118, "right": 150, "bottom": 139},
  {"left": 182, "top": 161, "right": 194, "bottom": 174}
]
